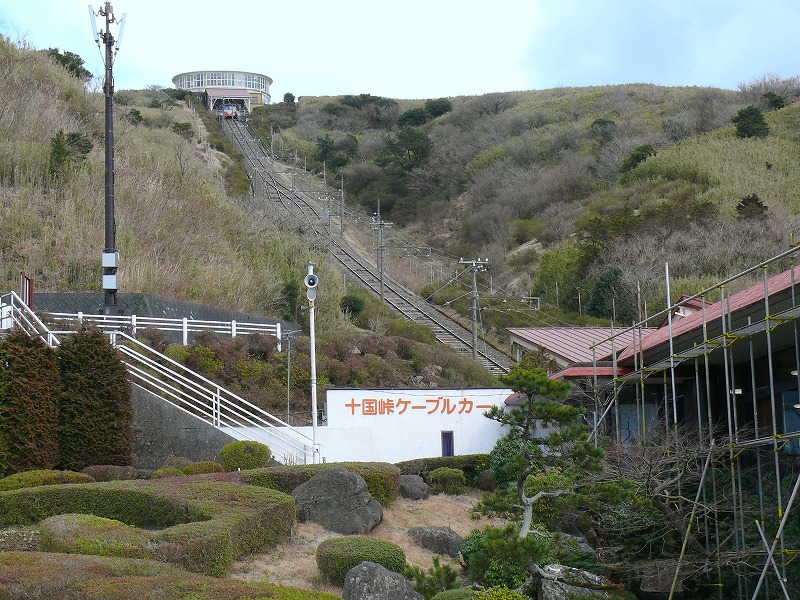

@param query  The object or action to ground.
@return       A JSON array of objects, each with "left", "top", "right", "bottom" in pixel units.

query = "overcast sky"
[{"left": 2, "top": 1, "right": 798, "bottom": 101}]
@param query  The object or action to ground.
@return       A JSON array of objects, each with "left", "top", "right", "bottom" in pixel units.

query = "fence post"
[
  {"left": 276, "top": 322, "right": 282, "bottom": 352},
  {"left": 231, "top": 320, "right": 237, "bottom": 338},
  {"left": 131, "top": 314, "right": 137, "bottom": 337},
  {"left": 182, "top": 318, "right": 188, "bottom": 345}
]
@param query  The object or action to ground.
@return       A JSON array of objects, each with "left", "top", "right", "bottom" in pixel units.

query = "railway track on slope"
[{"left": 224, "top": 119, "right": 513, "bottom": 375}]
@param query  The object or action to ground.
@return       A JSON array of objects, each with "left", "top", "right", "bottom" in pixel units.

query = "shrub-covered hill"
[{"left": 254, "top": 77, "right": 800, "bottom": 328}]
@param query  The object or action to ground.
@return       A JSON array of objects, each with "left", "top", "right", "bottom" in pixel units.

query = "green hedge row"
[
  {"left": 242, "top": 462, "right": 400, "bottom": 506},
  {"left": 0, "top": 478, "right": 295, "bottom": 577},
  {"left": 316, "top": 535, "right": 406, "bottom": 585},
  {"left": 395, "top": 454, "right": 490, "bottom": 486},
  {"left": 0, "top": 469, "right": 95, "bottom": 491}
]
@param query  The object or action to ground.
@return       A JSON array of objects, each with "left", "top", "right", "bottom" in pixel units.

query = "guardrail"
[
  {"left": 0, "top": 291, "right": 60, "bottom": 347},
  {"left": 42, "top": 312, "right": 282, "bottom": 349},
  {"left": 107, "top": 331, "right": 316, "bottom": 464}
]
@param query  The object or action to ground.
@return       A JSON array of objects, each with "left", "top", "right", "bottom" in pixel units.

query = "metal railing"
[
  {"left": 0, "top": 291, "right": 60, "bottom": 347},
  {"left": 107, "top": 331, "right": 316, "bottom": 464},
  {"left": 42, "top": 312, "right": 283, "bottom": 349}
]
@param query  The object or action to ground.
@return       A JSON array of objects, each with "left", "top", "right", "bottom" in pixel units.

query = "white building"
[{"left": 172, "top": 70, "right": 272, "bottom": 114}]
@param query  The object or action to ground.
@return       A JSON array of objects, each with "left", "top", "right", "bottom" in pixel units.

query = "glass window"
[{"left": 782, "top": 391, "right": 800, "bottom": 454}]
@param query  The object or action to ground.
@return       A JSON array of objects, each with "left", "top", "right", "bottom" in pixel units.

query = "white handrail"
[
  {"left": 42, "top": 311, "right": 283, "bottom": 350},
  {"left": 0, "top": 291, "right": 60, "bottom": 347}
]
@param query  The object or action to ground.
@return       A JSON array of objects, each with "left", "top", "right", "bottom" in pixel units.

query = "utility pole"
[
  {"left": 90, "top": 3, "right": 125, "bottom": 315},
  {"left": 459, "top": 258, "right": 489, "bottom": 361},
  {"left": 372, "top": 200, "right": 393, "bottom": 303},
  {"left": 304, "top": 264, "right": 320, "bottom": 462}
]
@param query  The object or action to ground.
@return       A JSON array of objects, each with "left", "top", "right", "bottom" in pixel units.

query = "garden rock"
[
  {"left": 634, "top": 558, "right": 682, "bottom": 597},
  {"left": 534, "top": 564, "right": 610, "bottom": 600},
  {"left": 292, "top": 466, "right": 383, "bottom": 534},
  {"left": 400, "top": 474, "right": 430, "bottom": 500},
  {"left": 342, "top": 561, "right": 423, "bottom": 600},
  {"left": 476, "top": 469, "right": 497, "bottom": 491},
  {"left": 408, "top": 526, "right": 463, "bottom": 558}
]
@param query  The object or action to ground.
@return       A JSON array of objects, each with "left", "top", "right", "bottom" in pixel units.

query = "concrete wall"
[{"left": 132, "top": 385, "right": 236, "bottom": 470}]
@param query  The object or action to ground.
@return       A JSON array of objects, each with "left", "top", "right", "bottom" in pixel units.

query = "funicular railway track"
[{"left": 225, "top": 119, "right": 513, "bottom": 375}]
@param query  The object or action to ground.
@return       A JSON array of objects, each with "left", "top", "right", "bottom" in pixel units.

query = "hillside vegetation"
[{"left": 254, "top": 77, "right": 800, "bottom": 327}]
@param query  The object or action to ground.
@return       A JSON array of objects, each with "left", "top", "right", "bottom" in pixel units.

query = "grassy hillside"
[{"left": 254, "top": 77, "right": 800, "bottom": 328}]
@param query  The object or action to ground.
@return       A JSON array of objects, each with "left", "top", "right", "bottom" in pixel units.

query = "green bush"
[
  {"left": 0, "top": 469, "right": 95, "bottom": 491},
  {"left": 427, "top": 467, "right": 466, "bottom": 495},
  {"left": 58, "top": 328, "right": 133, "bottom": 471},
  {"left": 473, "top": 588, "right": 528, "bottom": 600},
  {"left": 0, "top": 331, "right": 61, "bottom": 475},
  {"left": 244, "top": 462, "right": 400, "bottom": 505},
  {"left": 0, "top": 478, "right": 295, "bottom": 577},
  {"left": 82, "top": 465, "right": 137, "bottom": 482},
  {"left": 405, "top": 556, "right": 461, "bottom": 599},
  {"left": 461, "top": 525, "right": 553, "bottom": 588},
  {"left": 151, "top": 467, "right": 185, "bottom": 479},
  {"left": 396, "top": 455, "right": 489, "bottom": 487},
  {"left": 40, "top": 513, "right": 150, "bottom": 557},
  {"left": 219, "top": 440, "right": 272, "bottom": 471},
  {"left": 316, "top": 535, "right": 406, "bottom": 585},
  {"left": 182, "top": 461, "right": 225, "bottom": 475}
]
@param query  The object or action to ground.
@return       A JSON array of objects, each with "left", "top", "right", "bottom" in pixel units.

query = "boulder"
[
  {"left": 634, "top": 558, "right": 682, "bottom": 598},
  {"left": 342, "top": 561, "right": 423, "bottom": 600},
  {"left": 408, "top": 526, "right": 463, "bottom": 558},
  {"left": 400, "top": 474, "right": 430, "bottom": 500},
  {"left": 292, "top": 466, "right": 383, "bottom": 534},
  {"left": 476, "top": 469, "right": 497, "bottom": 491},
  {"left": 535, "top": 564, "right": 610, "bottom": 600}
]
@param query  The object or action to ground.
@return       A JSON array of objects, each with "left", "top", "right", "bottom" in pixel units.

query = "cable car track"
[{"left": 225, "top": 119, "right": 513, "bottom": 374}]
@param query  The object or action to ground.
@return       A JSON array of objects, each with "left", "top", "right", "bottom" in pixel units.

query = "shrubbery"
[
  {"left": 316, "top": 535, "right": 406, "bottom": 585},
  {"left": 0, "top": 469, "right": 94, "bottom": 491},
  {"left": 219, "top": 440, "right": 272, "bottom": 471},
  {"left": 182, "top": 461, "right": 225, "bottom": 475},
  {"left": 461, "top": 525, "right": 553, "bottom": 588},
  {"left": 151, "top": 467, "right": 185, "bottom": 479},
  {"left": 427, "top": 467, "right": 466, "bottom": 495},
  {"left": 396, "top": 454, "right": 489, "bottom": 487}
]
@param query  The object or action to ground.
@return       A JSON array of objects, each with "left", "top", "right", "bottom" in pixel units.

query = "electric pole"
[
  {"left": 90, "top": 3, "right": 125, "bottom": 315},
  {"left": 372, "top": 200, "right": 393, "bottom": 303},
  {"left": 459, "top": 258, "right": 489, "bottom": 361}
]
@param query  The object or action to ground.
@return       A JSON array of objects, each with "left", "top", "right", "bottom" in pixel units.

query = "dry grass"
[{"left": 229, "top": 491, "right": 505, "bottom": 596}]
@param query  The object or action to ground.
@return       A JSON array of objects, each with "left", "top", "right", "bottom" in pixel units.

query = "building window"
[{"left": 782, "top": 391, "right": 800, "bottom": 454}]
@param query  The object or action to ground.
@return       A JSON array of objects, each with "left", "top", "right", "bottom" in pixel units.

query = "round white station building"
[{"left": 172, "top": 70, "right": 273, "bottom": 115}]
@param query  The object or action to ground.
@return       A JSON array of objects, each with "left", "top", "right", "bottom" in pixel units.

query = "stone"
[
  {"left": 634, "top": 558, "right": 682, "bottom": 597},
  {"left": 292, "top": 466, "right": 383, "bottom": 534},
  {"left": 476, "top": 469, "right": 497, "bottom": 491},
  {"left": 400, "top": 474, "right": 430, "bottom": 500},
  {"left": 342, "top": 561, "right": 423, "bottom": 600},
  {"left": 408, "top": 526, "right": 463, "bottom": 558},
  {"left": 551, "top": 532, "right": 598, "bottom": 565},
  {"left": 535, "top": 564, "right": 610, "bottom": 600}
]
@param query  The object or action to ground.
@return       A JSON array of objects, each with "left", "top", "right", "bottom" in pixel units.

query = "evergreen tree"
[{"left": 732, "top": 105, "right": 769, "bottom": 138}]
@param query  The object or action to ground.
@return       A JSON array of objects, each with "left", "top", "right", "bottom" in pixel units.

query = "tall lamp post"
[
  {"left": 90, "top": 3, "right": 126, "bottom": 315},
  {"left": 304, "top": 264, "right": 320, "bottom": 462}
]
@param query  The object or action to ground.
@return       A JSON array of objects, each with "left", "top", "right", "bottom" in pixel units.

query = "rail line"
[{"left": 225, "top": 119, "right": 513, "bottom": 374}]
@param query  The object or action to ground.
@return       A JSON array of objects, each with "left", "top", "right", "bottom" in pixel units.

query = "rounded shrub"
[
  {"left": 39, "top": 513, "right": 150, "bottom": 557},
  {"left": 316, "top": 535, "right": 406, "bottom": 585},
  {"left": 427, "top": 467, "right": 466, "bottom": 495},
  {"left": 182, "top": 461, "right": 225, "bottom": 475},
  {"left": 151, "top": 467, "right": 185, "bottom": 479},
  {"left": 0, "top": 469, "right": 95, "bottom": 491},
  {"left": 219, "top": 440, "right": 272, "bottom": 471},
  {"left": 473, "top": 588, "right": 528, "bottom": 600}
]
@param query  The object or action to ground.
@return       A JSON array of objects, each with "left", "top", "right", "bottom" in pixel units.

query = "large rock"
[
  {"left": 408, "top": 526, "right": 463, "bottom": 558},
  {"left": 634, "top": 558, "right": 682, "bottom": 598},
  {"left": 342, "top": 561, "right": 423, "bottom": 600},
  {"left": 292, "top": 466, "right": 383, "bottom": 534},
  {"left": 535, "top": 564, "right": 610, "bottom": 600},
  {"left": 400, "top": 474, "right": 430, "bottom": 500}
]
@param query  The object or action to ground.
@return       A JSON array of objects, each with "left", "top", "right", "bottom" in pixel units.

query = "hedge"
[
  {"left": 0, "top": 478, "right": 295, "bottom": 577},
  {"left": 243, "top": 462, "right": 400, "bottom": 506},
  {"left": 182, "top": 461, "right": 225, "bottom": 475},
  {"left": 220, "top": 439, "right": 272, "bottom": 471},
  {"left": 427, "top": 467, "right": 466, "bottom": 495},
  {"left": 0, "top": 551, "right": 342, "bottom": 599},
  {"left": 433, "top": 590, "right": 475, "bottom": 600},
  {"left": 0, "top": 469, "right": 95, "bottom": 491},
  {"left": 396, "top": 454, "right": 489, "bottom": 487},
  {"left": 316, "top": 535, "right": 407, "bottom": 585}
]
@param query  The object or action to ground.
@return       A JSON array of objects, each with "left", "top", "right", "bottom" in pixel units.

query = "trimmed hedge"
[
  {"left": 0, "top": 478, "right": 295, "bottom": 577},
  {"left": 316, "top": 535, "right": 407, "bottom": 585},
  {"left": 243, "top": 461, "right": 400, "bottom": 506},
  {"left": 151, "top": 467, "right": 185, "bottom": 479},
  {"left": 161, "top": 455, "right": 193, "bottom": 470},
  {"left": 40, "top": 513, "right": 150, "bottom": 557},
  {"left": 220, "top": 439, "right": 272, "bottom": 471},
  {"left": 0, "top": 469, "right": 95, "bottom": 491},
  {"left": 396, "top": 454, "right": 489, "bottom": 487},
  {"left": 433, "top": 590, "right": 475, "bottom": 600},
  {"left": 81, "top": 465, "right": 137, "bottom": 482},
  {"left": 182, "top": 461, "right": 225, "bottom": 475},
  {"left": 428, "top": 467, "right": 466, "bottom": 495},
  {"left": 0, "top": 331, "right": 61, "bottom": 475},
  {"left": 0, "top": 551, "right": 342, "bottom": 599}
]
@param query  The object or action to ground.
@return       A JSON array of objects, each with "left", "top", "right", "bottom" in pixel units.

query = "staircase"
[{"left": 0, "top": 291, "right": 316, "bottom": 464}]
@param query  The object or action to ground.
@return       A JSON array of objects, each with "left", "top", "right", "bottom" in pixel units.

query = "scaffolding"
[{"left": 589, "top": 246, "right": 800, "bottom": 600}]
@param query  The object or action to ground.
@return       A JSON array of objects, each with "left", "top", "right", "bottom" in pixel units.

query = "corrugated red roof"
[
  {"left": 618, "top": 265, "right": 800, "bottom": 362},
  {"left": 550, "top": 365, "right": 631, "bottom": 380},
  {"left": 507, "top": 327, "right": 653, "bottom": 364}
]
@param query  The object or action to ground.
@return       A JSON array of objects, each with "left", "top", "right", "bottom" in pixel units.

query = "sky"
[{"left": 1, "top": 1, "right": 798, "bottom": 101}]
